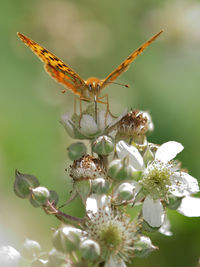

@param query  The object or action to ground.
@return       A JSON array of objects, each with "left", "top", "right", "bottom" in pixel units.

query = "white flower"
[
  {"left": 61, "top": 109, "right": 114, "bottom": 139},
  {"left": 85, "top": 194, "right": 138, "bottom": 266},
  {"left": 116, "top": 140, "right": 199, "bottom": 227}
]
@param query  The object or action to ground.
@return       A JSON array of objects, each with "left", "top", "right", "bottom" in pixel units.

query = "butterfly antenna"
[{"left": 105, "top": 81, "right": 130, "bottom": 88}]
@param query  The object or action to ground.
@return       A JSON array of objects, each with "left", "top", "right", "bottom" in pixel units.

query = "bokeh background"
[{"left": 0, "top": 0, "right": 200, "bottom": 266}]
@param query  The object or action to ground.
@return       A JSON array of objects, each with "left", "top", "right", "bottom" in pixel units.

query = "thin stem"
[{"left": 44, "top": 200, "right": 84, "bottom": 224}]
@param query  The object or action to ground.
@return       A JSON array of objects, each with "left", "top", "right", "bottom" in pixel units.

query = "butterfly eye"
[
  {"left": 97, "top": 84, "right": 100, "bottom": 91},
  {"left": 88, "top": 83, "right": 92, "bottom": 91}
]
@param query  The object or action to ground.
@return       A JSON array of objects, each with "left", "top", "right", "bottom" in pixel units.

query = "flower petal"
[
  {"left": 155, "top": 141, "right": 184, "bottom": 163},
  {"left": 170, "top": 172, "right": 199, "bottom": 197},
  {"left": 0, "top": 246, "right": 21, "bottom": 267},
  {"left": 80, "top": 115, "right": 98, "bottom": 136},
  {"left": 98, "top": 110, "right": 113, "bottom": 130},
  {"left": 142, "top": 195, "right": 164, "bottom": 227},
  {"left": 86, "top": 194, "right": 110, "bottom": 214},
  {"left": 177, "top": 196, "right": 200, "bottom": 217},
  {"left": 159, "top": 215, "right": 173, "bottom": 236},
  {"left": 116, "top": 141, "right": 145, "bottom": 171},
  {"left": 105, "top": 256, "right": 126, "bottom": 267}
]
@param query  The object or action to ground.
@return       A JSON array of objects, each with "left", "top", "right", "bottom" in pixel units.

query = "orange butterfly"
[{"left": 17, "top": 30, "right": 163, "bottom": 117}]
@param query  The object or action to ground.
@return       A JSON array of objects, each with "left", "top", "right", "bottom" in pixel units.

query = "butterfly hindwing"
[{"left": 17, "top": 32, "right": 87, "bottom": 97}]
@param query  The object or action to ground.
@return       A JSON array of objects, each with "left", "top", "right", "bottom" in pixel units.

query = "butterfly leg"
[{"left": 96, "top": 94, "right": 111, "bottom": 125}]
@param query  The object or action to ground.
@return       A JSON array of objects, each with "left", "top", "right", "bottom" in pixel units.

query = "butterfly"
[{"left": 17, "top": 30, "right": 163, "bottom": 119}]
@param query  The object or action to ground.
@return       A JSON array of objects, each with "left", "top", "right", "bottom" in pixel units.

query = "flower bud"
[
  {"left": 52, "top": 227, "right": 81, "bottom": 253},
  {"left": 30, "top": 259, "right": 48, "bottom": 267},
  {"left": 92, "top": 178, "right": 109, "bottom": 194},
  {"left": 117, "top": 183, "right": 135, "bottom": 201},
  {"left": 14, "top": 170, "right": 40, "bottom": 199},
  {"left": 21, "top": 239, "right": 41, "bottom": 260},
  {"left": 92, "top": 135, "right": 114, "bottom": 156},
  {"left": 108, "top": 157, "right": 133, "bottom": 181},
  {"left": 167, "top": 196, "right": 182, "bottom": 210},
  {"left": 67, "top": 142, "right": 87, "bottom": 161},
  {"left": 48, "top": 248, "right": 66, "bottom": 266},
  {"left": 80, "top": 239, "right": 100, "bottom": 261},
  {"left": 29, "top": 187, "right": 50, "bottom": 207},
  {"left": 134, "top": 236, "right": 157, "bottom": 258}
]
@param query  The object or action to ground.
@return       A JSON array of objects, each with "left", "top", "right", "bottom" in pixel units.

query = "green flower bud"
[
  {"left": 74, "top": 180, "right": 91, "bottom": 203},
  {"left": 48, "top": 248, "right": 66, "bottom": 266},
  {"left": 14, "top": 170, "right": 40, "bottom": 199},
  {"left": 67, "top": 142, "right": 87, "bottom": 161},
  {"left": 167, "top": 196, "right": 182, "bottom": 210},
  {"left": 134, "top": 236, "right": 157, "bottom": 258},
  {"left": 92, "top": 178, "right": 109, "bottom": 194},
  {"left": 108, "top": 157, "right": 133, "bottom": 181},
  {"left": 92, "top": 135, "right": 114, "bottom": 156},
  {"left": 30, "top": 259, "right": 48, "bottom": 267},
  {"left": 117, "top": 183, "right": 135, "bottom": 201},
  {"left": 48, "top": 190, "right": 59, "bottom": 206},
  {"left": 21, "top": 239, "right": 41, "bottom": 260},
  {"left": 29, "top": 187, "right": 50, "bottom": 207},
  {"left": 52, "top": 227, "right": 81, "bottom": 253},
  {"left": 80, "top": 239, "right": 100, "bottom": 261}
]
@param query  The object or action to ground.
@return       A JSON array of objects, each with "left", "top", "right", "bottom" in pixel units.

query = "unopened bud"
[
  {"left": 52, "top": 227, "right": 81, "bottom": 253},
  {"left": 92, "top": 178, "right": 109, "bottom": 194},
  {"left": 14, "top": 170, "right": 40, "bottom": 199},
  {"left": 80, "top": 239, "right": 100, "bottom": 261},
  {"left": 117, "top": 183, "right": 135, "bottom": 201},
  {"left": 29, "top": 187, "right": 50, "bottom": 207},
  {"left": 92, "top": 135, "right": 114, "bottom": 156},
  {"left": 48, "top": 248, "right": 66, "bottom": 266},
  {"left": 21, "top": 239, "right": 41, "bottom": 260},
  {"left": 108, "top": 157, "right": 133, "bottom": 181},
  {"left": 134, "top": 236, "right": 157, "bottom": 258},
  {"left": 67, "top": 142, "right": 87, "bottom": 161}
]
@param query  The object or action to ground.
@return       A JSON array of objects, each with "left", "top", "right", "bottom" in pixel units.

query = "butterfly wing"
[
  {"left": 101, "top": 30, "right": 163, "bottom": 89},
  {"left": 17, "top": 32, "right": 87, "bottom": 97}
]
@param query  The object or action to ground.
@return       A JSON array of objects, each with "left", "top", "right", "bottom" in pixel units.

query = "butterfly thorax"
[{"left": 84, "top": 77, "right": 103, "bottom": 101}]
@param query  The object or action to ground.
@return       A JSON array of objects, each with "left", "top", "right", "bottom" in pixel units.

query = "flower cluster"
[{"left": 10, "top": 103, "right": 200, "bottom": 267}]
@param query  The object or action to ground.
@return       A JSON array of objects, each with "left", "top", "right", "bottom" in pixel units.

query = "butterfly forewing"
[
  {"left": 17, "top": 32, "right": 87, "bottom": 97},
  {"left": 101, "top": 30, "right": 163, "bottom": 89}
]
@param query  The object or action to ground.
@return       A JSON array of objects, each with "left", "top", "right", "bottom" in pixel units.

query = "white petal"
[
  {"left": 105, "top": 256, "right": 126, "bottom": 267},
  {"left": 86, "top": 194, "right": 110, "bottom": 214},
  {"left": 170, "top": 172, "right": 199, "bottom": 197},
  {"left": 0, "top": 246, "right": 21, "bottom": 267},
  {"left": 80, "top": 115, "right": 98, "bottom": 136},
  {"left": 142, "top": 195, "right": 164, "bottom": 227},
  {"left": 60, "top": 112, "right": 75, "bottom": 137},
  {"left": 177, "top": 196, "right": 200, "bottom": 217},
  {"left": 159, "top": 215, "right": 173, "bottom": 236},
  {"left": 98, "top": 110, "right": 113, "bottom": 130},
  {"left": 116, "top": 141, "right": 145, "bottom": 171},
  {"left": 155, "top": 141, "right": 184, "bottom": 163}
]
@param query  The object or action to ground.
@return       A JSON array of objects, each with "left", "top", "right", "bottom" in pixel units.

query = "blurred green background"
[{"left": 0, "top": 0, "right": 200, "bottom": 266}]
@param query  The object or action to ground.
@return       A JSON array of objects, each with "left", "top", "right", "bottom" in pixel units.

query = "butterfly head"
[{"left": 85, "top": 77, "right": 102, "bottom": 100}]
